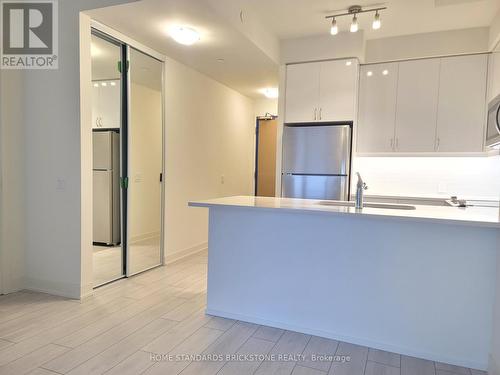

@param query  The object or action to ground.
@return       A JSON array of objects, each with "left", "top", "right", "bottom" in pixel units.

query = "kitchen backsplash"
[{"left": 353, "top": 156, "right": 500, "bottom": 200}]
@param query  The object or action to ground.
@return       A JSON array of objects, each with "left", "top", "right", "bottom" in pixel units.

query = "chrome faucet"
[{"left": 355, "top": 173, "right": 368, "bottom": 209}]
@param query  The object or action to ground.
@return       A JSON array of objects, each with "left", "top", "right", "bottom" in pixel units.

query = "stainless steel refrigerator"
[
  {"left": 93, "top": 131, "right": 121, "bottom": 245},
  {"left": 282, "top": 123, "right": 352, "bottom": 200}
]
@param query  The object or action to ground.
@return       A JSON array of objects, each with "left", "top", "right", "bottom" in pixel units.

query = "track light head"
[
  {"left": 350, "top": 14, "right": 358, "bottom": 33},
  {"left": 330, "top": 18, "right": 338, "bottom": 35},
  {"left": 372, "top": 11, "right": 381, "bottom": 30}
]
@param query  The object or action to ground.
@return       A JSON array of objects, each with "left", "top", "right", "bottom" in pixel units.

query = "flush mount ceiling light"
[
  {"left": 326, "top": 5, "right": 386, "bottom": 35},
  {"left": 169, "top": 25, "right": 200, "bottom": 46},
  {"left": 260, "top": 88, "right": 279, "bottom": 99}
]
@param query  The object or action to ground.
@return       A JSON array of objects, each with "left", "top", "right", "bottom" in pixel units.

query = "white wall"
[
  {"left": 255, "top": 98, "right": 278, "bottom": 117},
  {"left": 163, "top": 58, "right": 255, "bottom": 262},
  {"left": 280, "top": 31, "right": 365, "bottom": 64},
  {"left": 365, "top": 27, "right": 489, "bottom": 63},
  {"left": 0, "top": 70, "right": 25, "bottom": 294},
  {"left": 16, "top": 0, "right": 136, "bottom": 298},
  {"left": 354, "top": 156, "right": 500, "bottom": 200}
]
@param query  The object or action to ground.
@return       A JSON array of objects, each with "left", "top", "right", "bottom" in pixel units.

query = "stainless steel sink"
[{"left": 318, "top": 201, "right": 416, "bottom": 210}]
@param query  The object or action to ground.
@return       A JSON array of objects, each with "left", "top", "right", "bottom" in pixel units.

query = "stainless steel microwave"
[{"left": 486, "top": 94, "right": 500, "bottom": 148}]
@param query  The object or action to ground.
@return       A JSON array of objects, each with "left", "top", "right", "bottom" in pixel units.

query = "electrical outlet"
[
  {"left": 220, "top": 175, "right": 225, "bottom": 184},
  {"left": 56, "top": 178, "right": 66, "bottom": 191}
]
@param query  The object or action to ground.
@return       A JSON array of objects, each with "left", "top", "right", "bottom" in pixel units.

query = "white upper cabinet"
[
  {"left": 357, "top": 63, "right": 399, "bottom": 153},
  {"left": 92, "top": 80, "right": 121, "bottom": 129},
  {"left": 319, "top": 60, "right": 358, "bottom": 122},
  {"left": 436, "top": 54, "right": 487, "bottom": 152},
  {"left": 285, "top": 59, "right": 357, "bottom": 123},
  {"left": 285, "top": 63, "right": 320, "bottom": 123},
  {"left": 394, "top": 59, "right": 440, "bottom": 152},
  {"left": 356, "top": 53, "right": 488, "bottom": 155},
  {"left": 487, "top": 51, "right": 500, "bottom": 103}
]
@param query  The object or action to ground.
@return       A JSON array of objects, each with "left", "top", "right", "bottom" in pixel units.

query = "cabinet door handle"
[
  {"left": 319, "top": 108, "right": 322, "bottom": 120},
  {"left": 313, "top": 108, "right": 317, "bottom": 121}
]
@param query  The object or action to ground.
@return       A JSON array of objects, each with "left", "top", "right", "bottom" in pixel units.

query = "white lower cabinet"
[{"left": 356, "top": 53, "right": 488, "bottom": 155}]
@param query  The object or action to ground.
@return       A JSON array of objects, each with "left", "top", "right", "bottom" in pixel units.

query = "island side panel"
[{"left": 206, "top": 206, "right": 497, "bottom": 370}]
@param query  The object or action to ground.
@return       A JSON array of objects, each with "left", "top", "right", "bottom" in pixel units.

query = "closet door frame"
[
  {"left": 90, "top": 25, "right": 166, "bottom": 281},
  {"left": 91, "top": 28, "right": 128, "bottom": 285}
]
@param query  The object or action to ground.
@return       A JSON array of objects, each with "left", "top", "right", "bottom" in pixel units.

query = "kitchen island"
[{"left": 189, "top": 196, "right": 500, "bottom": 370}]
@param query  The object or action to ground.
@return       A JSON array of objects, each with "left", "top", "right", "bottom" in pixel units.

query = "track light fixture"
[{"left": 326, "top": 5, "right": 386, "bottom": 35}]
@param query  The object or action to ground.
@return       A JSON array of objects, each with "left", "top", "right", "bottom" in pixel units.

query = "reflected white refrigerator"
[
  {"left": 281, "top": 123, "right": 352, "bottom": 201},
  {"left": 93, "top": 131, "right": 121, "bottom": 245}
]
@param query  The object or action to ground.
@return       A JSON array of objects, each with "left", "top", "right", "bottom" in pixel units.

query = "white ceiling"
[
  {"left": 87, "top": 0, "right": 279, "bottom": 98},
  {"left": 87, "top": 0, "right": 500, "bottom": 99},
  {"left": 247, "top": 0, "right": 500, "bottom": 40}
]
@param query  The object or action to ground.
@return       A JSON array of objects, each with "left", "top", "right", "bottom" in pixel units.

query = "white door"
[
  {"left": 357, "top": 63, "right": 399, "bottom": 153},
  {"left": 436, "top": 54, "right": 488, "bottom": 153},
  {"left": 319, "top": 59, "right": 357, "bottom": 122},
  {"left": 285, "top": 63, "right": 320, "bottom": 123},
  {"left": 395, "top": 59, "right": 440, "bottom": 152},
  {"left": 99, "top": 80, "right": 121, "bottom": 129}
]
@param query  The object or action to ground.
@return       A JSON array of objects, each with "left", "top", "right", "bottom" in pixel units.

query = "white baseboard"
[
  {"left": 165, "top": 242, "right": 207, "bottom": 264},
  {"left": 205, "top": 308, "right": 488, "bottom": 371},
  {"left": 490, "top": 354, "right": 500, "bottom": 375},
  {"left": 24, "top": 277, "right": 81, "bottom": 299}
]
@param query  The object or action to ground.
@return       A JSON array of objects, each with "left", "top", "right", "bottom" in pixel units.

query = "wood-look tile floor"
[{"left": 0, "top": 250, "right": 487, "bottom": 375}]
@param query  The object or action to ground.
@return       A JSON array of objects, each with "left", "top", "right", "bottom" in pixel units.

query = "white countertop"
[{"left": 189, "top": 195, "right": 500, "bottom": 229}]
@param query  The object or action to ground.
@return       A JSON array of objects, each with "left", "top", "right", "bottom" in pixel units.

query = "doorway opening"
[
  {"left": 255, "top": 114, "right": 278, "bottom": 197},
  {"left": 90, "top": 29, "right": 164, "bottom": 287}
]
